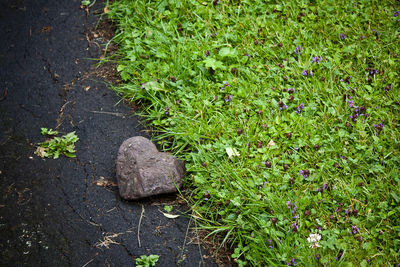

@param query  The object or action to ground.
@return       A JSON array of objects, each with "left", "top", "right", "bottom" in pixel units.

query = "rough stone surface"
[{"left": 116, "top": 136, "right": 185, "bottom": 200}]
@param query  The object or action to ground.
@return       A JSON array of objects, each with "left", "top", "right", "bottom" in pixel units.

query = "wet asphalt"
[{"left": 0, "top": 0, "right": 217, "bottom": 266}]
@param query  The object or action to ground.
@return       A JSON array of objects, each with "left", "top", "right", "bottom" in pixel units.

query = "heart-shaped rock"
[{"left": 116, "top": 136, "right": 185, "bottom": 200}]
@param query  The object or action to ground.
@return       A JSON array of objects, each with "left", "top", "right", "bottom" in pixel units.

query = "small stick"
[
  {"left": 0, "top": 88, "right": 8, "bottom": 101},
  {"left": 82, "top": 258, "right": 94, "bottom": 267},
  {"left": 138, "top": 205, "right": 144, "bottom": 248}
]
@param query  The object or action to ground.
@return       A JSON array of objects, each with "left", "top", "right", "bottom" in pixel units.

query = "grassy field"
[{"left": 106, "top": 0, "right": 400, "bottom": 265}]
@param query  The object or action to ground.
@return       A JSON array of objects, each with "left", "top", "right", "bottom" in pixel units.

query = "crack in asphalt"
[{"left": 41, "top": 57, "right": 59, "bottom": 83}]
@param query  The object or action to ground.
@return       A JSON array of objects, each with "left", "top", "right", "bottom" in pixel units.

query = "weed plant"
[
  {"left": 107, "top": 0, "right": 400, "bottom": 265},
  {"left": 36, "top": 128, "right": 79, "bottom": 159}
]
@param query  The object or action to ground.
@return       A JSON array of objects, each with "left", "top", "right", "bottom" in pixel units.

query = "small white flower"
[
  {"left": 307, "top": 233, "right": 321, "bottom": 248},
  {"left": 309, "top": 242, "right": 321, "bottom": 248},
  {"left": 226, "top": 147, "right": 240, "bottom": 158},
  {"left": 307, "top": 233, "right": 321, "bottom": 243}
]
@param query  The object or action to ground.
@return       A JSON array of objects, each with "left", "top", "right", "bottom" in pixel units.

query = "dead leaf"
[
  {"left": 95, "top": 177, "right": 117, "bottom": 187},
  {"left": 84, "top": 86, "right": 91, "bottom": 91},
  {"left": 267, "top": 139, "right": 276, "bottom": 148},
  {"left": 160, "top": 211, "right": 180, "bottom": 219},
  {"left": 95, "top": 233, "right": 122, "bottom": 249},
  {"left": 35, "top": 147, "right": 47, "bottom": 158},
  {"left": 40, "top": 26, "right": 52, "bottom": 33},
  {"left": 104, "top": 6, "right": 110, "bottom": 13}
]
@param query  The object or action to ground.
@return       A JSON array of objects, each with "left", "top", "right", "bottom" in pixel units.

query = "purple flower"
[
  {"left": 292, "top": 204, "right": 297, "bottom": 215},
  {"left": 220, "top": 81, "right": 230, "bottom": 91},
  {"left": 348, "top": 100, "right": 355, "bottom": 108},
  {"left": 225, "top": 94, "right": 232, "bottom": 102},
  {"left": 302, "top": 69, "right": 313, "bottom": 77},
  {"left": 395, "top": 11, "right": 400, "bottom": 17},
  {"left": 352, "top": 225, "right": 359, "bottom": 234},
  {"left": 299, "top": 169, "right": 309, "bottom": 178},
  {"left": 204, "top": 190, "right": 210, "bottom": 201},
  {"left": 339, "top": 33, "right": 346, "bottom": 40},
  {"left": 345, "top": 206, "right": 351, "bottom": 215},
  {"left": 279, "top": 104, "right": 288, "bottom": 110},
  {"left": 296, "top": 103, "right": 305, "bottom": 114},
  {"left": 164, "top": 107, "right": 169, "bottom": 115},
  {"left": 288, "top": 222, "right": 299, "bottom": 233},
  {"left": 287, "top": 258, "right": 296, "bottom": 265},
  {"left": 294, "top": 46, "right": 303, "bottom": 55},
  {"left": 204, "top": 50, "right": 210, "bottom": 57},
  {"left": 373, "top": 122, "right": 384, "bottom": 133},
  {"left": 312, "top": 56, "right": 322, "bottom": 63}
]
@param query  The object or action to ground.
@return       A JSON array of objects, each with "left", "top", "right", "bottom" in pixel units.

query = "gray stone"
[{"left": 116, "top": 136, "right": 185, "bottom": 200}]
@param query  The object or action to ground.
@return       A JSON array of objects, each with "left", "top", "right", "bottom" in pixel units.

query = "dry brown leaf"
[
  {"left": 95, "top": 177, "right": 117, "bottom": 187},
  {"left": 35, "top": 147, "right": 47, "bottom": 158},
  {"left": 40, "top": 26, "right": 52, "bottom": 33},
  {"left": 84, "top": 86, "right": 91, "bottom": 91},
  {"left": 104, "top": 6, "right": 110, "bottom": 13}
]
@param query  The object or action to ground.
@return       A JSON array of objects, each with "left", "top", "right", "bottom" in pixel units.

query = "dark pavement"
[{"left": 0, "top": 0, "right": 216, "bottom": 266}]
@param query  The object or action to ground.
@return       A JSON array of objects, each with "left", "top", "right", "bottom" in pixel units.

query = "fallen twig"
[
  {"left": 138, "top": 204, "right": 144, "bottom": 248},
  {"left": 82, "top": 258, "right": 94, "bottom": 267},
  {"left": 0, "top": 88, "right": 8, "bottom": 101},
  {"left": 95, "top": 233, "right": 122, "bottom": 249},
  {"left": 56, "top": 101, "right": 72, "bottom": 129}
]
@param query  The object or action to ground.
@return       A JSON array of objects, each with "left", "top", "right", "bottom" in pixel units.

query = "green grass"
[{"left": 106, "top": 0, "right": 400, "bottom": 265}]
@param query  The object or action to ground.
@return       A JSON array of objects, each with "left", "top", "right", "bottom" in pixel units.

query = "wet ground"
[{"left": 0, "top": 0, "right": 217, "bottom": 266}]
